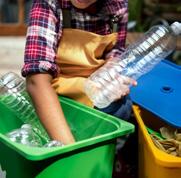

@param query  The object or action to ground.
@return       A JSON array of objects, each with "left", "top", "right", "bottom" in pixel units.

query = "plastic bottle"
[
  {"left": 0, "top": 72, "right": 50, "bottom": 143},
  {"left": 85, "top": 22, "right": 181, "bottom": 108},
  {"left": 6, "top": 124, "right": 43, "bottom": 147},
  {"left": 6, "top": 124, "right": 64, "bottom": 147},
  {"left": 43, "top": 140, "right": 64, "bottom": 147}
]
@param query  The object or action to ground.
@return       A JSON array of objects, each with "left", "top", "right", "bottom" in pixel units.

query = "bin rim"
[
  {"left": 133, "top": 105, "right": 181, "bottom": 168},
  {"left": 0, "top": 97, "right": 134, "bottom": 161}
]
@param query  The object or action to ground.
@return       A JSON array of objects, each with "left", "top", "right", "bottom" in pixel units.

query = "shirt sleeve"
[
  {"left": 22, "top": 0, "right": 61, "bottom": 78},
  {"left": 105, "top": 0, "right": 128, "bottom": 59}
]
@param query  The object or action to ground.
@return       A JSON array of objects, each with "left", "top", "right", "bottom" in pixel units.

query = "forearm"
[{"left": 26, "top": 73, "right": 75, "bottom": 145}]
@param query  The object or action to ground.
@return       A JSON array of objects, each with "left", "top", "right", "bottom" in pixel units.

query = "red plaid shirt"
[{"left": 22, "top": 0, "right": 128, "bottom": 77}]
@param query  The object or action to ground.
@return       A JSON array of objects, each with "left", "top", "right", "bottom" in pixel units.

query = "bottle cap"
[{"left": 170, "top": 22, "right": 181, "bottom": 35}]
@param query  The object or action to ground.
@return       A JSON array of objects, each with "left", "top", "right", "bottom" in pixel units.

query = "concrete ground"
[{"left": 0, "top": 36, "right": 25, "bottom": 77}]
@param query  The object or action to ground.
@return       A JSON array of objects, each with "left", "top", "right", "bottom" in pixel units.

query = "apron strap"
[
  {"left": 62, "top": 9, "right": 71, "bottom": 28},
  {"left": 110, "top": 14, "right": 123, "bottom": 33}
]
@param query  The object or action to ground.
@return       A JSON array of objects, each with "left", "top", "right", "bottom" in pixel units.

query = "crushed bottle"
[
  {"left": 6, "top": 124, "right": 43, "bottom": 147},
  {"left": 6, "top": 124, "right": 64, "bottom": 148}
]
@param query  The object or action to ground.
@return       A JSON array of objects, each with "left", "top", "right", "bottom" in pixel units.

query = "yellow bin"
[{"left": 133, "top": 105, "right": 181, "bottom": 178}]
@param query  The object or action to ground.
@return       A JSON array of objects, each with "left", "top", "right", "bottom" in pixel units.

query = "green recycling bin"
[{"left": 0, "top": 96, "right": 134, "bottom": 178}]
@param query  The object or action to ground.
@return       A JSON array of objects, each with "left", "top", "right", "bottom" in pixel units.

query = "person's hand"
[{"left": 86, "top": 66, "right": 137, "bottom": 108}]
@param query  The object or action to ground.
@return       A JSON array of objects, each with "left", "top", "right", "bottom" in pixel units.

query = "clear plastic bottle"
[
  {"left": 85, "top": 22, "right": 181, "bottom": 108},
  {"left": 0, "top": 72, "right": 50, "bottom": 143},
  {"left": 6, "top": 124, "right": 64, "bottom": 147},
  {"left": 6, "top": 124, "right": 43, "bottom": 147},
  {"left": 43, "top": 140, "right": 64, "bottom": 147}
]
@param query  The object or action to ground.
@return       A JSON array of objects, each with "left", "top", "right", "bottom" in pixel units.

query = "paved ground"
[{"left": 0, "top": 36, "right": 25, "bottom": 77}]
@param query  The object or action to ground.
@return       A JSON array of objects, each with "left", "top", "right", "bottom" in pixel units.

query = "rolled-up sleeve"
[{"left": 22, "top": 0, "right": 61, "bottom": 77}]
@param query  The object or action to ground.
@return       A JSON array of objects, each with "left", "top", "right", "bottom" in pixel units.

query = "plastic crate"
[
  {"left": 133, "top": 105, "right": 181, "bottom": 178},
  {"left": 0, "top": 96, "right": 134, "bottom": 178}
]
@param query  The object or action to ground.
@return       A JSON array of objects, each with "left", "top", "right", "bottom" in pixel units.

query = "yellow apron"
[{"left": 52, "top": 28, "right": 117, "bottom": 107}]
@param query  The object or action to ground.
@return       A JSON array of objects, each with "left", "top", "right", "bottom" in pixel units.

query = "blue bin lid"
[{"left": 130, "top": 59, "right": 181, "bottom": 128}]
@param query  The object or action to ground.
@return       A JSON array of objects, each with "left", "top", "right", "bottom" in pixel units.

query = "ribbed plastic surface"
[{"left": 130, "top": 59, "right": 181, "bottom": 128}]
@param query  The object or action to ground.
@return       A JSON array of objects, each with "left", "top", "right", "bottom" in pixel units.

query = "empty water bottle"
[
  {"left": 85, "top": 22, "right": 181, "bottom": 108},
  {"left": 6, "top": 124, "right": 64, "bottom": 147},
  {"left": 43, "top": 140, "right": 64, "bottom": 147},
  {"left": 6, "top": 124, "right": 43, "bottom": 147},
  {"left": 0, "top": 72, "right": 50, "bottom": 143}
]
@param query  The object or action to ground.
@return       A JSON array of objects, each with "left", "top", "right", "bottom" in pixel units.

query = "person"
[{"left": 22, "top": 0, "right": 137, "bottom": 145}]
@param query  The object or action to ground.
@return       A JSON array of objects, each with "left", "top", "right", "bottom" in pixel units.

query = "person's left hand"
[{"left": 85, "top": 65, "right": 137, "bottom": 108}]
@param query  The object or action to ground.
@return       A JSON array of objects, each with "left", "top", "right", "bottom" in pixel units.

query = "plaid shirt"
[{"left": 22, "top": 0, "right": 128, "bottom": 77}]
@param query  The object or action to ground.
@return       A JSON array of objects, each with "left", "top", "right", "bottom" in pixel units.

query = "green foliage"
[{"left": 128, "top": 0, "right": 144, "bottom": 31}]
